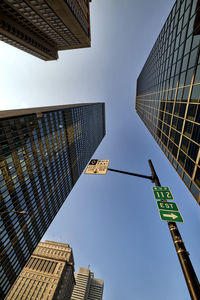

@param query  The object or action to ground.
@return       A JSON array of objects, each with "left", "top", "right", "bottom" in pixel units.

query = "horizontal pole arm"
[{"left": 107, "top": 168, "right": 153, "bottom": 181}]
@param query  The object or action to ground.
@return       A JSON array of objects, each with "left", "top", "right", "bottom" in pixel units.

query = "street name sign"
[
  {"left": 159, "top": 210, "right": 184, "bottom": 223},
  {"left": 152, "top": 187, "right": 173, "bottom": 200},
  {"left": 157, "top": 201, "right": 178, "bottom": 211},
  {"left": 85, "top": 159, "right": 110, "bottom": 175}
]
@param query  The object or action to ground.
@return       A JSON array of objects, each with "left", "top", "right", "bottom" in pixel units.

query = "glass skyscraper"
[
  {"left": 0, "top": 103, "right": 105, "bottom": 298},
  {"left": 136, "top": 0, "right": 200, "bottom": 204}
]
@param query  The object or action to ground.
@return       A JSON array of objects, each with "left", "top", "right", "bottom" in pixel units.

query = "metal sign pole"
[
  {"left": 148, "top": 160, "right": 200, "bottom": 300},
  {"left": 86, "top": 158, "right": 200, "bottom": 298}
]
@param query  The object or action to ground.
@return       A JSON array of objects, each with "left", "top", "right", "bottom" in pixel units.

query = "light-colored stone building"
[
  {"left": 71, "top": 267, "right": 104, "bottom": 300},
  {"left": 6, "top": 240, "right": 75, "bottom": 300}
]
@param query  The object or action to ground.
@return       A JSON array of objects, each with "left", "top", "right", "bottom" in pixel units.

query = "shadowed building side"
[
  {"left": 0, "top": 103, "right": 105, "bottom": 298},
  {"left": 71, "top": 267, "right": 104, "bottom": 300},
  {"left": 0, "top": 0, "right": 92, "bottom": 60}
]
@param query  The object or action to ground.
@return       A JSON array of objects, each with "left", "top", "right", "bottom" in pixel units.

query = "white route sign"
[{"left": 85, "top": 159, "right": 110, "bottom": 175}]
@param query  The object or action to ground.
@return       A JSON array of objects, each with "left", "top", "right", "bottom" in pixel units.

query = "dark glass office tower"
[
  {"left": 0, "top": 0, "right": 92, "bottom": 60},
  {"left": 136, "top": 0, "right": 200, "bottom": 204},
  {"left": 0, "top": 103, "right": 105, "bottom": 298}
]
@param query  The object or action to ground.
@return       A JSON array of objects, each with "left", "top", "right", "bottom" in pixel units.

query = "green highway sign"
[
  {"left": 156, "top": 199, "right": 184, "bottom": 223},
  {"left": 152, "top": 187, "right": 173, "bottom": 200},
  {"left": 159, "top": 210, "right": 184, "bottom": 223},
  {"left": 157, "top": 201, "right": 178, "bottom": 211}
]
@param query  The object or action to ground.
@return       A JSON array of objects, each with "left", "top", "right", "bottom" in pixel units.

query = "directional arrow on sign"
[
  {"left": 159, "top": 209, "right": 184, "bottom": 223},
  {"left": 163, "top": 213, "right": 179, "bottom": 220}
]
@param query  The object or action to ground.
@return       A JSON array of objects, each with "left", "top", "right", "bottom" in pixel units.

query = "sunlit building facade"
[
  {"left": 6, "top": 240, "right": 75, "bottom": 300},
  {"left": 0, "top": 103, "right": 105, "bottom": 298},
  {"left": 0, "top": 0, "right": 92, "bottom": 60},
  {"left": 71, "top": 267, "right": 104, "bottom": 300},
  {"left": 136, "top": 0, "right": 200, "bottom": 204}
]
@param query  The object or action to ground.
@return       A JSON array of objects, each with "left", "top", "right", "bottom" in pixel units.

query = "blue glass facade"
[
  {"left": 0, "top": 103, "right": 105, "bottom": 298},
  {"left": 136, "top": 0, "right": 200, "bottom": 204}
]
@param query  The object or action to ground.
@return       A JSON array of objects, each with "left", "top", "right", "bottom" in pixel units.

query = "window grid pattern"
[
  {"left": 71, "top": 268, "right": 104, "bottom": 300},
  {"left": 0, "top": 104, "right": 105, "bottom": 298},
  {"left": 87, "top": 279, "right": 104, "bottom": 300},
  {"left": 6, "top": 240, "right": 75, "bottom": 300},
  {"left": 0, "top": 0, "right": 57, "bottom": 58},
  {"left": 0, "top": 0, "right": 91, "bottom": 60},
  {"left": 0, "top": 32, "right": 48, "bottom": 60},
  {"left": 9, "top": 0, "right": 80, "bottom": 47},
  {"left": 65, "top": 0, "right": 90, "bottom": 36},
  {"left": 136, "top": 0, "right": 200, "bottom": 204}
]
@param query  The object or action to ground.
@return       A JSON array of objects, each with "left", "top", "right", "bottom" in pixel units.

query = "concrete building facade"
[
  {"left": 71, "top": 267, "right": 104, "bottom": 300},
  {"left": 6, "top": 240, "right": 75, "bottom": 300},
  {"left": 0, "top": 0, "right": 92, "bottom": 60}
]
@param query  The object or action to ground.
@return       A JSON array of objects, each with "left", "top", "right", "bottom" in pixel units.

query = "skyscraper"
[
  {"left": 5, "top": 240, "right": 75, "bottom": 300},
  {"left": 71, "top": 267, "right": 104, "bottom": 300},
  {"left": 0, "top": 103, "right": 105, "bottom": 298},
  {"left": 136, "top": 0, "right": 200, "bottom": 204},
  {"left": 0, "top": 0, "right": 92, "bottom": 60}
]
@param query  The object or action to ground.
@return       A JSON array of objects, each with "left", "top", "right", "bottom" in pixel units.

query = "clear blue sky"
[{"left": 1, "top": 1, "right": 200, "bottom": 299}]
